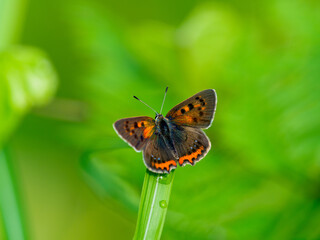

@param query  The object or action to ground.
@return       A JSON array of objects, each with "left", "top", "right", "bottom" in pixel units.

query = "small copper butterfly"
[{"left": 113, "top": 88, "right": 217, "bottom": 174}]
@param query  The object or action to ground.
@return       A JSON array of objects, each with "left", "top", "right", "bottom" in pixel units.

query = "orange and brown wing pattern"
[
  {"left": 113, "top": 116, "right": 155, "bottom": 152},
  {"left": 171, "top": 125, "right": 211, "bottom": 166},
  {"left": 166, "top": 89, "right": 217, "bottom": 129},
  {"left": 143, "top": 134, "right": 177, "bottom": 174}
]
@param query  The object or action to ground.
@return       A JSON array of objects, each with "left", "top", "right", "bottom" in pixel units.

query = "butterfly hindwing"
[
  {"left": 113, "top": 116, "right": 155, "bottom": 152},
  {"left": 170, "top": 124, "right": 211, "bottom": 166},
  {"left": 143, "top": 134, "right": 177, "bottom": 174},
  {"left": 166, "top": 89, "right": 217, "bottom": 129}
]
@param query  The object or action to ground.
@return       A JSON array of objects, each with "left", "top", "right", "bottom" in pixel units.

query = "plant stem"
[
  {"left": 0, "top": 148, "right": 28, "bottom": 240},
  {"left": 0, "top": 0, "right": 27, "bottom": 50},
  {"left": 0, "top": 0, "right": 28, "bottom": 238},
  {"left": 133, "top": 169, "right": 175, "bottom": 240}
]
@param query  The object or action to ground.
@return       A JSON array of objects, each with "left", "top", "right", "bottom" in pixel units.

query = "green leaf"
[
  {"left": 0, "top": 46, "right": 58, "bottom": 145},
  {"left": 133, "top": 170, "right": 175, "bottom": 240},
  {"left": 0, "top": 149, "right": 28, "bottom": 240}
]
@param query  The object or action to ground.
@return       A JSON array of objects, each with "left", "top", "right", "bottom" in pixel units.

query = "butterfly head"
[{"left": 155, "top": 114, "right": 164, "bottom": 124}]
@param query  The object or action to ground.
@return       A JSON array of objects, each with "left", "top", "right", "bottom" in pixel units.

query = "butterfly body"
[
  {"left": 153, "top": 114, "right": 179, "bottom": 159},
  {"left": 114, "top": 89, "right": 217, "bottom": 174}
]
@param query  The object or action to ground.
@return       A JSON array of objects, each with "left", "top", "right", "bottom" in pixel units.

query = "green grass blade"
[
  {"left": 0, "top": 148, "right": 28, "bottom": 240},
  {"left": 0, "top": 0, "right": 26, "bottom": 50},
  {"left": 133, "top": 170, "right": 175, "bottom": 240}
]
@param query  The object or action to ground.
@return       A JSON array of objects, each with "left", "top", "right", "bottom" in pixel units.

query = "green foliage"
[
  {"left": 0, "top": 149, "right": 28, "bottom": 240},
  {"left": 134, "top": 170, "right": 175, "bottom": 240},
  {"left": 1, "top": 0, "right": 320, "bottom": 239},
  {"left": 0, "top": 47, "right": 57, "bottom": 240},
  {"left": 80, "top": 148, "right": 141, "bottom": 213},
  {"left": 0, "top": 47, "right": 58, "bottom": 146}
]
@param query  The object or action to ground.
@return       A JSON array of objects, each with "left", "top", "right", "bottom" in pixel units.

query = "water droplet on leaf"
[{"left": 159, "top": 200, "right": 167, "bottom": 208}]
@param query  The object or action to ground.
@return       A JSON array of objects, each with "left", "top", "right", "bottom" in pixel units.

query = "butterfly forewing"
[
  {"left": 143, "top": 134, "right": 177, "bottom": 174},
  {"left": 166, "top": 89, "right": 217, "bottom": 129},
  {"left": 113, "top": 116, "right": 155, "bottom": 152}
]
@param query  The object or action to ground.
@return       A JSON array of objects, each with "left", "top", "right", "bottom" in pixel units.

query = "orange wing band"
[
  {"left": 154, "top": 160, "right": 177, "bottom": 171},
  {"left": 179, "top": 146, "right": 204, "bottom": 165}
]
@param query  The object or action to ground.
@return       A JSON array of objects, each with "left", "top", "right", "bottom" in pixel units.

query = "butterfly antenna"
[
  {"left": 133, "top": 96, "right": 159, "bottom": 115},
  {"left": 160, "top": 86, "right": 168, "bottom": 114}
]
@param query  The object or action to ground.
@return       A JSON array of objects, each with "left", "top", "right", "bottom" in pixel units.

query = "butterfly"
[{"left": 113, "top": 88, "right": 217, "bottom": 174}]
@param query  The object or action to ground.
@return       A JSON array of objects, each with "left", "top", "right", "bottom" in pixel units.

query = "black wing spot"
[
  {"left": 125, "top": 121, "right": 129, "bottom": 124},
  {"left": 134, "top": 122, "right": 138, "bottom": 128},
  {"left": 193, "top": 117, "right": 198, "bottom": 123},
  {"left": 195, "top": 97, "right": 200, "bottom": 100},
  {"left": 140, "top": 135, "right": 144, "bottom": 141},
  {"left": 131, "top": 130, "right": 135, "bottom": 134},
  {"left": 141, "top": 122, "right": 145, "bottom": 127},
  {"left": 199, "top": 111, "right": 204, "bottom": 116},
  {"left": 199, "top": 98, "right": 204, "bottom": 102},
  {"left": 201, "top": 101, "right": 206, "bottom": 106},
  {"left": 181, "top": 109, "right": 186, "bottom": 114},
  {"left": 134, "top": 134, "right": 138, "bottom": 139},
  {"left": 188, "top": 103, "right": 194, "bottom": 110}
]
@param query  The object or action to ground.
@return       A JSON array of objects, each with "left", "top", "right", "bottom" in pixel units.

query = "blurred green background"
[{"left": 1, "top": 0, "right": 320, "bottom": 239}]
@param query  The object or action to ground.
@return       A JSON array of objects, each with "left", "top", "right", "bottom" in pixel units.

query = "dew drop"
[{"left": 159, "top": 200, "right": 167, "bottom": 208}]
